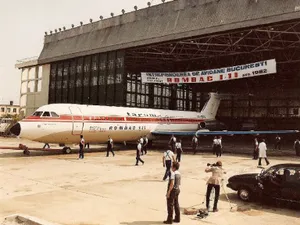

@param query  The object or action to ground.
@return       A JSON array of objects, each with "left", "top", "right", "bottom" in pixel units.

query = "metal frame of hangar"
[{"left": 125, "top": 19, "right": 300, "bottom": 130}]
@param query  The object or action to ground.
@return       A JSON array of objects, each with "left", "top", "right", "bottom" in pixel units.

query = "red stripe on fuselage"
[{"left": 23, "top": 115, "right": 204, "bottom": 124}]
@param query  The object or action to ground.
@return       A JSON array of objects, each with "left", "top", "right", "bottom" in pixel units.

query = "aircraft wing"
[
  {"left": 151, "top": 131, "right": 197, "bottom": 136},
  {"left": 151, "top": 130, "right": 299, "bottom": 137},
  {"left": 196, "top": 130, "right": 299, "bottom": 136}
]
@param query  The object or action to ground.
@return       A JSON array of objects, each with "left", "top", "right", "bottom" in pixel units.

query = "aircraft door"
[{"left": 69, "top": 106, "right": 84, "bottom": 135}]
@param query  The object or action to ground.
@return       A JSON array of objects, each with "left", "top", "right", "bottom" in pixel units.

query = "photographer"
[{"left": 205, "top": 161, "right": 225, "bottom": 212}]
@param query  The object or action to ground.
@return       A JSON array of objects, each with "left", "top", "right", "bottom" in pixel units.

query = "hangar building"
[{"left": 16, "top": 0, "right": 300, "bottom": 130}]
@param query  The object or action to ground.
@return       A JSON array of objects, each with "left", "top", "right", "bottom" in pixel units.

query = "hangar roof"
[{"left": 38, "top": 0, "right": 300, "bottom": 64}]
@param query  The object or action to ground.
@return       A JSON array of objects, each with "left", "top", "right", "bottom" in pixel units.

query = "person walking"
[
  {"left": 135, "top": 140, "right": 144, "bottom": 166},
  {"left": 164, "top": 162, "right": 181, "bottom": 224},
  {"left": 175, "top": 139, "right": 183, "bottom": 162},
  {"left": 253, "top": 138, "right": 258, "bottom": 160},
  {"left": 258, "top": 139, "right": 270, "bottom": 167},
  {"left": 142, "top": 135, "right": 149, "bottom": 155},
  {"left": 169, "top": 135, "right": 177, "bottom": 154},
  {"left": 106, "top": 136, "right": 115, "bottom": 157},
  {"left": 205, "top": 161, "right": 225, "bottom": 212},
  {"left": 163, "top": 148, "right": 175, "bottom": 181},
  {"left": 79, "top": 135, "right": 85, "bottom": 159},
  {"left": 192, "top": 135, "right": 198, "bottom": 155},
  {"left": 274, "top": 135, "right": 281, "bottom": 150},
  {"left": 294, "top": 139, "right": 300, "bottom": 156}
]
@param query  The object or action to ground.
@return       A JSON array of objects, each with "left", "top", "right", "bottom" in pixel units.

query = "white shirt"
[
  {"left": 137, "top": 143, "right": 142, "bottom": 151},
  {"left": 144, "top": 137, "right": 148, "bottom": 144},
  {"left": 258, "top": 142, "right": 267, "bottom": 158},
  {"left": 175, "top": 142, "right": 182, "bottom": 149},
  {"left": 108, "top": 138, "right": 113, "bottom": 144},
  {"left": 193, "top": 137, "right": 198, "bottom": 143},
  {"left": 80, "top": 138, "right": 85, "bottom": 146},
  {"left": 139, "top": 138, "right": 144, "bottom": 144},
  {"left": 164, "top": 150, "right": 174, "bottom": 160}
]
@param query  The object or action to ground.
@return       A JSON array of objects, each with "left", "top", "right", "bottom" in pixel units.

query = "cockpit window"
[
  {"left": 51, "top": 112, "right": 59, "bottom": 118},
  {"left": 32, "top": 111, "right": 43, "bottom": 117},
  {"left": 42, "top": 111, "right": 51, "bottom": 117}
]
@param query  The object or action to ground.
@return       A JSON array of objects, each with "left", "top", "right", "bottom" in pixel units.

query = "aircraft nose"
[{"left": 10, "top": 123, "right": 21, "bottom": 136}]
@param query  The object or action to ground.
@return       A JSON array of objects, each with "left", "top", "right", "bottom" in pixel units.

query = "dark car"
[{"left": 227, "top": 163, "right": 300, "bottom": 204}]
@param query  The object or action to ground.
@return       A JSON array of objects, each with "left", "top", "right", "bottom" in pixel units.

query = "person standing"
[
  {"left": 275, "top": 135, "right": 281, "bottom": 150},
  {"left": 253, "top": 138, "right": 259, "bottom": 160},
  {"left": 106, "top": 135, "right": 115, "bottom": 157},
  {"left": 294, "top": 139, "right": 300, "bottom": 156},
  {"left": 175, "top": 139, "right": 183, "bottom": 162},
  {"left": 79, "top": 135, "right": 85, "bottom": 159},
  {"left": 169, "top": 135, "right": 177, "bottom": 154},
  {"left": 258, "top": 139, "right": 270, "bottom": 167},
  {"left": 212, "top": 136, "right": 218, "bottom": 155},
  {"left": 215, "top": 136, "right": 222, "bottom": 157},
  {"left": 164, "top": 162, "right": 181, "bottom": 224},
  {"left": 205, "top": 161, "right": 225, "bottom": 212},
  {"left": 163, "top": 148, "right": 175, "bottom": 181},
  {"left": 192, "top": 135, "right": 198, "bottom": 155},
  {"left": 139, "top": 136, "right": 144, "bottom": 155},
  {"left": 143, "top": 135, "right": 149, "bottom": 155},
  {"left": 136, "top": 140, "right": 144, "bottom": 166}
]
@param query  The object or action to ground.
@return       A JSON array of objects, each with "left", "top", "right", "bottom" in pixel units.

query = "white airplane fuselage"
[{"left": 13, "top": 93, "right": 222, "bottom": 144}]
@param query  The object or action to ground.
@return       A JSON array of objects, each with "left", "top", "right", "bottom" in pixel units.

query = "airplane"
[{"left": 10, "top": 93, "right": 299, "bottom": 154}]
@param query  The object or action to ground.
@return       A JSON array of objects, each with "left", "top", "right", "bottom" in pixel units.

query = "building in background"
[
  {"left": 0, "top": 101, "right": 20, "bottom": 117},
  {"left": 15, "top": 0, "right": 300, "bottom": 129}
]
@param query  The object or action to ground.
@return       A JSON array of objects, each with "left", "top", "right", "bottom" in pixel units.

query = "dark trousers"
[
  {"left": 275, "top": 142, "right": 281, "bottom": 150},
  {"left": 253, "top": 148, "right": 258, "bottom": 159},
  {"left": 143, "top": 145, "right": 147, "bottom": 155},
  {"left": 106, "top": 147, "right": 115, "bottom": 157},
  {"left": 192, "top": 144, "right": 197, "bottom": 154},
  {"left": 79, "top": 147, "right": 84, "bottom": 159},
  {"left": 212, "top": 145, "right": 216, "bottom": 155},
  {"left": 216, "top": 146, "right": 222, "bottom": 157},
  {"left": 136, "top": 154, "right": 144, "bottom": 165},
  {"left": 176, "top": 152, "right": 182, "bottom": 162},
  {"left": 167, "top": 189, "right": 180, "bottom": 222},
  {"left": 163, "top": 160, "right": 172, "bottom": 180},
  {"left": 206, "top": 184, "right": 220, "bottom": 210},
  {"left": 171, "top": 144, "right": 176, "bottom": 154},
  {"left": 258, "top": 157, "right": 270, "bottom": 166}
]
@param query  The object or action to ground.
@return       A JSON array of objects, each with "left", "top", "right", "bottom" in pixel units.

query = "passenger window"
[
  {"left": 42, "top": 111, "right": 51, "bottom": 117},
  {"left": 33, "top": 111, "right": 43, "bottom": 117},
  {"left": 51, "top": 112, "right": 59, "bottom": 118}
]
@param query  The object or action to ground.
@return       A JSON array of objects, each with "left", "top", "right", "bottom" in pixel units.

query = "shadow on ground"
[
  {"left": 120, "top": 221, "right": 164, "bottom": 225},
  {"left": 219, "top": 193, "right": 300, "bottom": 218}
]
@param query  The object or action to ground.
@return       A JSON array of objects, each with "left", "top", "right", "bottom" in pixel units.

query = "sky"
[{"left": 0, "top": 0, "right": 172, "bottom": 105}]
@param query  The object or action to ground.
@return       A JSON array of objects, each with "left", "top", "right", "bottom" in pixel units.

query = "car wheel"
[{"left": 238, "top": 187, "right": 251, "bottom": 201}]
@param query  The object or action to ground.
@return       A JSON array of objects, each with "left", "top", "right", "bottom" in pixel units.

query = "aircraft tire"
[
  {"left": 63, "top": 147, "right": 72, "bottom": 154},
  {"left": 23, "top": 149, "right": 30, "bottom": 156}
]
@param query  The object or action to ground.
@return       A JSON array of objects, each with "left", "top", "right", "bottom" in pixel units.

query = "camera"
[{"left": 207, "top": 163, "right": 217, "bottom": 167}]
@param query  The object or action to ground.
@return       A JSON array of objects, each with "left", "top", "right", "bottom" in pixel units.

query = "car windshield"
[{"left": 32, "top": 111, "right": 43, "bottom": 117}]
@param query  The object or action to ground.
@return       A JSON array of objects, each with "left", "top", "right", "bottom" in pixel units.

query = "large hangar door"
[{"left": 69, "top": 106, "right": 84, "bottom": 135}]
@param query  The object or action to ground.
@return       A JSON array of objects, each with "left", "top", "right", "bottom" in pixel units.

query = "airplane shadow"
[
  {"left": 120, "top": 221, "right": 163, "bottom": 225},
  {"left": 219, "top": 193, "right": 300, "bottom": 218}
]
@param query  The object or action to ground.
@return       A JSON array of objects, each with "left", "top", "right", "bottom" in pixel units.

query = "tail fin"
[{"left": 200, "top": 93, "right": 221, "bottom": 120}]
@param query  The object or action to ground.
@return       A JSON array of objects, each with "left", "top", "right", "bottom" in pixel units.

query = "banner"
[{"left": 141, "top": 59, "right": 276, "bottom": 84}]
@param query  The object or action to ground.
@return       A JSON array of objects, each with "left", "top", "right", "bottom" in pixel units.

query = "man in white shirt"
[
  {"left": 192, "top": 135, "right": 198, "bottom": 155},
  {"left": 275, "top": 135, "right": 281, "bottom": 150},
  {"left": 79, "top": 135, "right": 85, "bottom": 159},
  {"left": 162, "top": 149, "right": 175, "bottom": 180},
  {"left": 142, "top": 135, "right": 149, "bottom": 155},
  {"left": 169, "top": 135, "right": 177, "bottom": 153},
  {"left": 215, "top": 136, "right": 222, "bottom": 157},
  {"left": 136, "top": 140, "right": 144, "bottom": 166},
  {"left": 175, "top": 139, "right": 183, "bottom": 162},
  {"left": 258, "top": 139, "right": 270, "bottom": 167}
]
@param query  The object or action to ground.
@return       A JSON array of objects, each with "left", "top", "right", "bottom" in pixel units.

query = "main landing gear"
[{"left": 62, "top": 147, "right": 72, "bottom": 154}]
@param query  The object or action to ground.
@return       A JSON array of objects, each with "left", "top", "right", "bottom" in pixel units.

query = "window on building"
[
  {"left": 7, "top": 108, "right": 11, "bottom": 113},
  {"left": 28, "top": 81, "right": 35, "bottom": 93},
  {"left": 28, "top": 67, "right": 36, "bottom": 79},
  {"left": 38, "top": 66, "right": 43, "bottom": 78},
  {"left": 1, "top": 108, "right": 4, "bottom": 112},
  {"left": 21, "top": 69, "right": 28, "bottom": 81},
  {"left": 13, "top": 108, "right": 17, "bottom": 113}
]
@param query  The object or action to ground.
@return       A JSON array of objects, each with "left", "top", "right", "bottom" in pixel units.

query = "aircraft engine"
[{"left": 198, "top": 121, "right": 227, "bottom": 130}]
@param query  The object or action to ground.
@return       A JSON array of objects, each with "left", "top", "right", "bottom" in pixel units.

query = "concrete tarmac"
[{"left": 0, "top": 138, "right": 300, "bottom": 225}]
